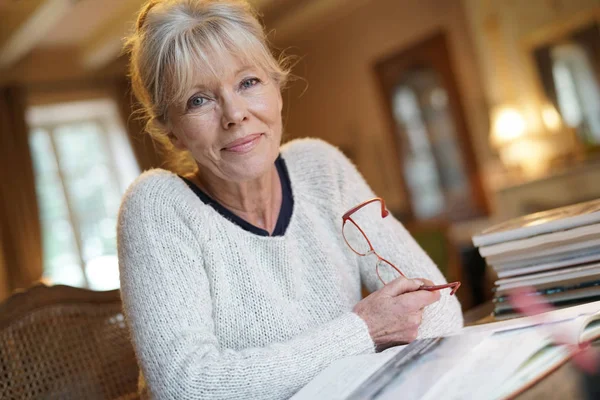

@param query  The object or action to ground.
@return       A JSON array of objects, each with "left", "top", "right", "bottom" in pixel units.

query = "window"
[
  {"left": 27, "top": 99, "right": 140, "bottom": 290},
  {"left": 533, "top": 21, "right": 600, "bottom": 146},
  {"left": 551, "top": 43, "right": 600, "bottom": 143}
]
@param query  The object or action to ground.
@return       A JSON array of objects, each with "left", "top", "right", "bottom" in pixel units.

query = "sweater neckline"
[{"left": 179, "top": 155, "right": 294, "bottom": 237}]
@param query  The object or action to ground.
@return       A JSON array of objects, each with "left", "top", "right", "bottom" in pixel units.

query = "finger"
[
  {"left": 419, "top": 278, "right": 435, "bottom": 287},
  {"left": 381, "top": 277, "right": 424, "bottom": 297},
  {"left": 417, "top": 278, "right": 441, "bottom": 300},
  {"left": 397, "top": 289, "right": 440, "bottom": 311}
]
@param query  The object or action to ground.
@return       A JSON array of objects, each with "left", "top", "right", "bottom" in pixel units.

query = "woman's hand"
[{"left": 353, "top": 277, "right": 441, "bottom": 351}]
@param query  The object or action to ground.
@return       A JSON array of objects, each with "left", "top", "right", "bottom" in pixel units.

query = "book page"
[
  {"left": 293, "top": 302, "right": 600, "bottom": 400},
  {"left": 290, "top": 345, "right": 406, "bottom": 400},
  {"left": 378, "top": 329, "right": 550, "bottom": 400},
  {"left": 364, "top": 332, "right": 490, "bottom": 400},
  {"left": 460, "top": 300, "right": 600, "bottom": 342},
  {"left": 496, "top": 344, "right": 570, "bottom": 399}
]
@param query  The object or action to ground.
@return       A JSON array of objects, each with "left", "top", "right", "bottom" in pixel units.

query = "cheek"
[
  {"left": 178, "top": 115, "right": 218, "bottom": 147},
  {"left": 250, "top": 88, "right": 283, "bottom": 125},
  {"left": 264, "top": 103, "right": 284, "bottom": 135}
]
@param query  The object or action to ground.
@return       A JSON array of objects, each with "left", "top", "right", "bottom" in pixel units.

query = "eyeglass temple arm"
[
  {"left": 342, "top": 197, "right": 389, "bottom": 220},
  {"left": 421, "top": 282, "right": 461, "bottom": 296}
]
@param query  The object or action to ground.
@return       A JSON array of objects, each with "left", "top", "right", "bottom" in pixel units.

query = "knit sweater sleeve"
[
  {"left": 117, "top": 176, "right": 375, "bottom": 400},
  {"left": 320, "top": 141, "right": 464, "bottom": 338}
]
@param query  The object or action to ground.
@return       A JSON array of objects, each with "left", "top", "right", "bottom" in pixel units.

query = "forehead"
[
  {"left": 167, "top": 43, "right": 269, "bottom": 104},
  {"left": 191, "top": 53, "right": 258, "bottom": 85}
]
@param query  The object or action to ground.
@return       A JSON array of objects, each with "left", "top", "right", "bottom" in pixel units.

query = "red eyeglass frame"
[{"left": 342, "top": 197, "right": 461, "bottom": 296}]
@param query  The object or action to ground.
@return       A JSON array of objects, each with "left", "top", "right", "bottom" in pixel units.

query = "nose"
[{"left": 220, "top": 92, "right": 248, "bottom": 130}]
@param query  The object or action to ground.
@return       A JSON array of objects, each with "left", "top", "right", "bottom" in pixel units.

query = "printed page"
[
  {"left": 290, "top": 345, "right": 406, "bottom": 400},
  {"left": 378, "top": 329, "right": 550, "bottom": 400},
  {"left": 370, "top": 332, "right": 491, "bottom": 400},
  {"left": 293, "top": 301, "right": 600, "bottom": 400},
  {"left": 423, "top": 329, "right": 551, "bottom": 400}
]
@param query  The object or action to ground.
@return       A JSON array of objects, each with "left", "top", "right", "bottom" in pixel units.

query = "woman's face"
[{"left": 167, "top": 56, "right": 283, "bottom": 183}]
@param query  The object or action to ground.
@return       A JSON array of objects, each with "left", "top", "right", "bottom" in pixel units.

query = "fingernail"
[{"left": 413, "top": 280, "right": 424, "bottom": 287}]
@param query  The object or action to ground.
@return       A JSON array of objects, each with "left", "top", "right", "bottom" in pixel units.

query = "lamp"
[
  {"left": 490, "top": 105, "right": 553, "bottom": 178},
  {"left": 541, "top": 103, "right": 562, "bottom": 132},
  {"left": 490, "top": 106, "right": 527, "bottom": 148}
]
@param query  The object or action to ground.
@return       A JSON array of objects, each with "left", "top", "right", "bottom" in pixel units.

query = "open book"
[{"left": 291, "top": 301, "right": 600, "bottom": 400}]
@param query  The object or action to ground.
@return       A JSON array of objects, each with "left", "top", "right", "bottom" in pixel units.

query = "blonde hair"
[{"left": 125, "top": 0, "right": 291, "bottom": 171}]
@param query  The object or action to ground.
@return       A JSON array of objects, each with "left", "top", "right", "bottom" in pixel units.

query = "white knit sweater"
[{"left": 117, "top": 138, "right": 463, "bottom": 400}]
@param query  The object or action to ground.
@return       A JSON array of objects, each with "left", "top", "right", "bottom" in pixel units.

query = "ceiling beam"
[
  {"left": 79, "top": 0, "right": 144, "bottom": 70},
  {"left": 0, "top": 0, "right": 76, "bottom": 70}
]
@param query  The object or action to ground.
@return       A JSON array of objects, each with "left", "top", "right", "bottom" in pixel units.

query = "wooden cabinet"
[{"left": 374, "top": 31, "right": 489, "bottom": 224}]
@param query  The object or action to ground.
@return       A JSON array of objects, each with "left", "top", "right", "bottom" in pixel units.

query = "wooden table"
[{"left": 463, "top": 301, "right": 589, "bottom": 400}]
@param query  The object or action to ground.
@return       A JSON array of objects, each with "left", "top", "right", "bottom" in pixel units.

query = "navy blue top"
[{"left": 180, "top": 156, "right": 294, "bottom": 237}]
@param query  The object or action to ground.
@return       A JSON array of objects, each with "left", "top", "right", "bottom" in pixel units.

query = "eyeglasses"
[{"left": 342, "top": 197, "right": 461, "bottom": 295}]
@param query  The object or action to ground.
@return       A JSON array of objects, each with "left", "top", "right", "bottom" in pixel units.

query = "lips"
[{"left": 222, "top": 133, "right": 263, "bottom": 153}]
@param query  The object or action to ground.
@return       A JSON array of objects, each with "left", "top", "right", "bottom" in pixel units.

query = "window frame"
[{"left": 27, "top": 99, "right": 139, "bottom": 289}]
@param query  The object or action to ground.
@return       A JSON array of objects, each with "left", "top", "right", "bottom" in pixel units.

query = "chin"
[{"left": 222, "top": 151, "right": 277, "bottom": 182}]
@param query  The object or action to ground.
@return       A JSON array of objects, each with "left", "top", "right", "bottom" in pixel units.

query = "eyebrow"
[{"left": 184, "top": 65, "right": 261, "bottom": 97}]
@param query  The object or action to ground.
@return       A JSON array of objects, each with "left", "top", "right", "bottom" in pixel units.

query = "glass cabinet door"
[{"left": 375, "top": 32, "right": 488, "bottom": 222}]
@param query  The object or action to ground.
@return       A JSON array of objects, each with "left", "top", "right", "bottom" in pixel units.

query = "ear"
[
  {"left": 167, "top": 131, "right": 187, "bottom": 150},
  {"left": 277, "top": 87, "right": 283, "bottom": 113},
  {"left": 159, "top": 111, "right": 187, "bottom": 151}
]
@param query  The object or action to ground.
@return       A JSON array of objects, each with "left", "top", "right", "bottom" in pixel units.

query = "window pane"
[
  {"left": 45, "top": 245, "right": 86, "bottom": 288},
  {"left": 54, "top": 122, "right": 109, "bottom": 171},
  {"left": 29, "top": 129, "right": 59, "bottom": 178},
  {"left": 86, "top": 255, "right": 120, "bottom": 291},
  {"left": 36, "top": 178, "right": 70, "bottom": 220},
  {"left": 29, "top": 129, "right": 86, "bottom": 287},
  {"left": 28, "top": 100, "right": 137, "bottom": 291},
  {"left": 53, "top": 121, "right": 122, "bottom": 290}
]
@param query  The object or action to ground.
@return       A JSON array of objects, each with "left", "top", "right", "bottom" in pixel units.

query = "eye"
[
  {"left": 188, "top": 95, "right": 207, "bottom": 109},
  {"left": 240, "top": 77, "right": 260, "bottom": 90}
]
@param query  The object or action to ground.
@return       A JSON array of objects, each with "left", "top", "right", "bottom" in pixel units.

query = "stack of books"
[{"left": 472, "top": 198, "right": 600, "bottom": 320}]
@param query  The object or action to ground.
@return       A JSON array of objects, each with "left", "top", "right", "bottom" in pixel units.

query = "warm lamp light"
[
  {"left": 541, "top": 103, "right": 562, "bottom": 132},
  {"left": 490, "top": 103, "right": 572, "bottom": 179},
  {"left": 491, "top": 106, "right": 527, "bottom": 147},
  {"left": 499, "top": 138, "right": 554, "bottom": 178}
]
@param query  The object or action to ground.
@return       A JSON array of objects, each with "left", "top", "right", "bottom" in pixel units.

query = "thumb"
[{"left": 381, "top": 277, "right": 424, "bottom": 297}]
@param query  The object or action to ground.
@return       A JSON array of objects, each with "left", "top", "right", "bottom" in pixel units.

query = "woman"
[{"left": 118, "top": 0, "right": 463, "bottom": 399}]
